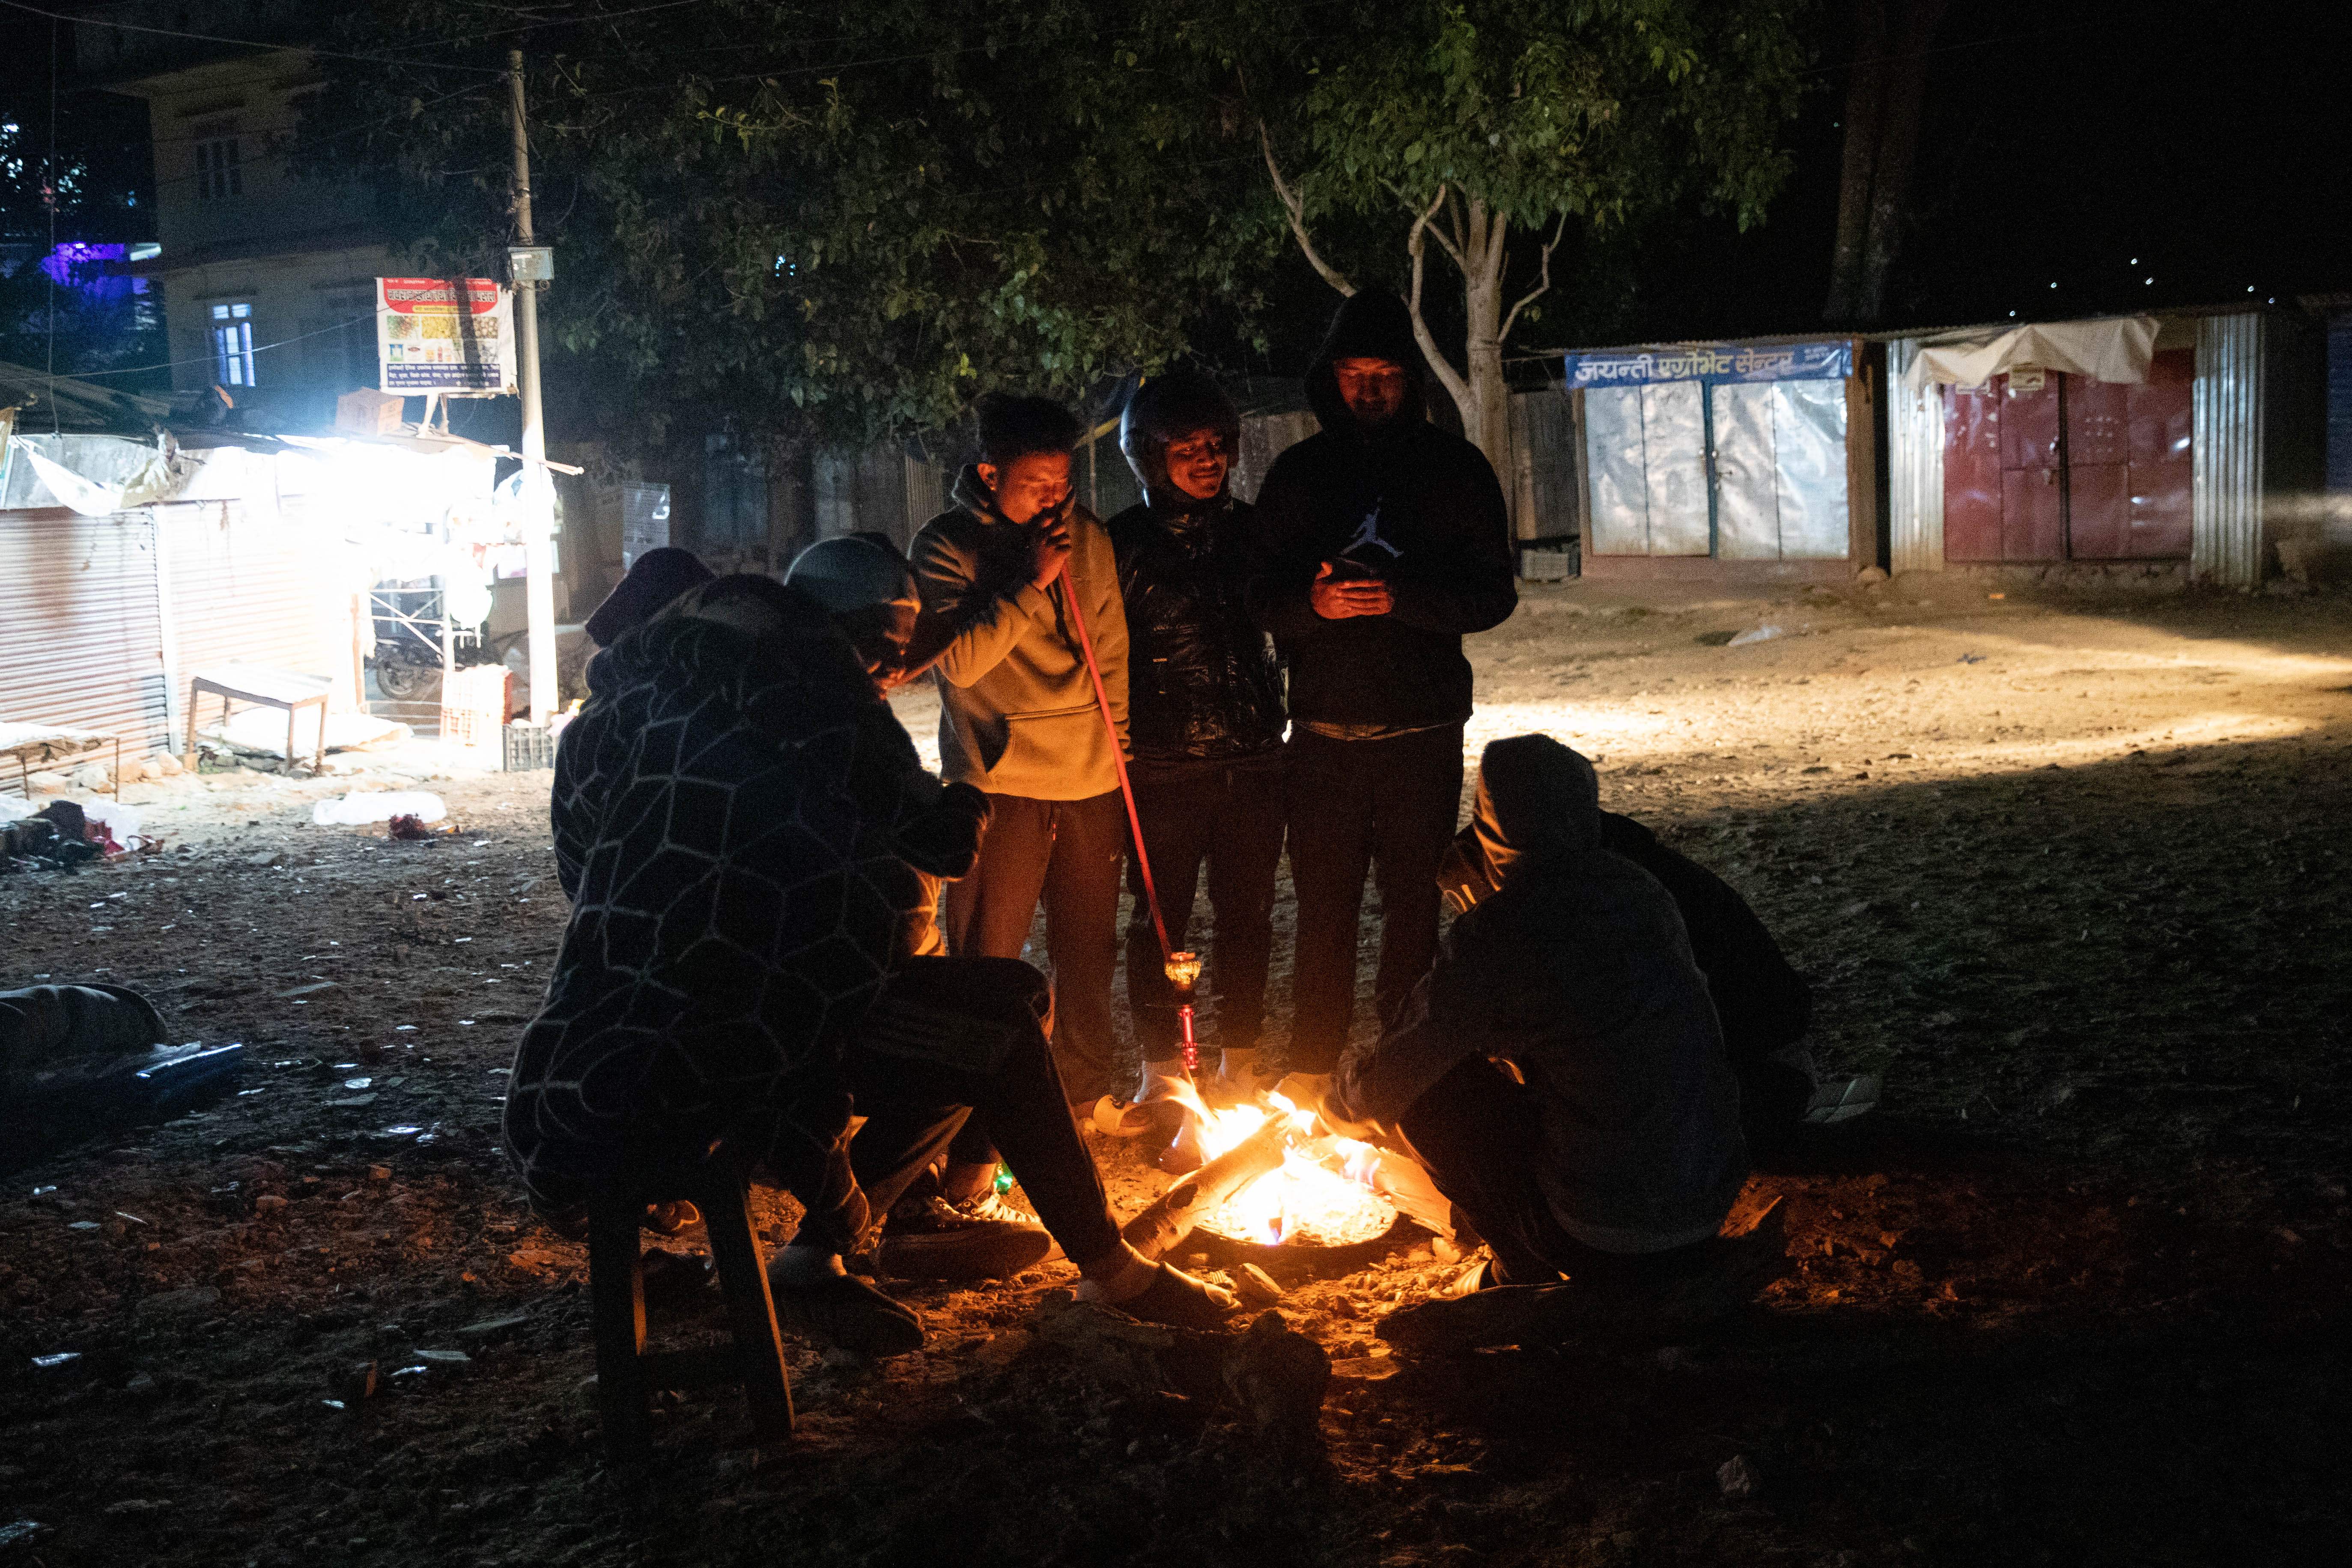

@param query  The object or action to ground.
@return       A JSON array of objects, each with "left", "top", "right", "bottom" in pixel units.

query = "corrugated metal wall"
[
  {"left": 1510, "top": 389, "right": 1579, "bottom": 541},
  {"left": 161, "top": 497, "right": 329, "bottom": 719},
  {"left": 1885, "top": 339, "right": 1946, "bottom": 572},
  {"left": 0, "top": 511, "right": 170, "bottom": 757},
  {"left": 2192, "top": 313, "right": 2266, "bottom": 588}
]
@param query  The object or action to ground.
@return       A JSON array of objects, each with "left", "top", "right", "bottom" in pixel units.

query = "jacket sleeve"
[
  {"left": 1244, "top": 452, "right": 1328, "bottom": 641},
  {"left": 1335, "top": 925, "right": 1517, "bottom": 1124},
  {"left": 1385, "top": 445, "right": 1518, "bottom": 636},
  {"left": 1082, "top": 513, "right": 1131, "bottom": 749},
  {"left": 910, "top": 520, "right": 1059, "bottom": 689},
  {"left": 547, "top": 707, "right": 607, "bottom": 902}
]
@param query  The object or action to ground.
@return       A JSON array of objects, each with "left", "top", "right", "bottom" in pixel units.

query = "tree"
[
  {"left": 1821, "top": 0, "right": 1946, "bottom": 325},
  {"left": 302, "top": 1, "right": 1273, "bottom": 447},
  {"left": 1179, "top": 1, "right": 1810, "bottom": 498}
]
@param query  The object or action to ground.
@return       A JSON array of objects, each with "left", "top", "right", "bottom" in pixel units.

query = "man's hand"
[
  {"left": 1028, "top": 506, "right": 1076, "bottom": 590},
  {"left": 1309, "top": 559, "right": 1394, "bottom": 619}
]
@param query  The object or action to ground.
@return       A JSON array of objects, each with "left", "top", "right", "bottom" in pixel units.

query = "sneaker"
[
  {"left": 1078, "top": 1094, "right": 1159, "bottom": 1138},
  {"left": 876, "top": 1193, "right": 1057, "bottom": 1280}
]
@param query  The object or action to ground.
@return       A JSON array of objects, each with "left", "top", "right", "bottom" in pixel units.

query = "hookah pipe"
[{"left": 1053, "top": 550, "right": 1201, "bottom": 1079}]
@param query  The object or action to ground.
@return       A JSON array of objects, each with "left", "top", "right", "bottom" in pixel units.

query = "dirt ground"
[{"left": 4, "top": 574, "right": 2349, "bottom": 1567}]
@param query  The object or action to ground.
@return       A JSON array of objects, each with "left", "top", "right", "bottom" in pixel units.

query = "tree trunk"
[
  {"left": 1823, "top": 0, "right": 1889, "bottom": 323},
  {"left": 1854, "top": 0, "right": 1947, "bottom": 322},
  {"left": 1407, "top": 194, "right": 1515, "bottom": 519}
]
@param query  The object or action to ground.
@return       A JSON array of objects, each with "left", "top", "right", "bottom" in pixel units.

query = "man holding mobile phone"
[{"left": 1249, "top": 292, "right": 1518, "bottom": 1082}]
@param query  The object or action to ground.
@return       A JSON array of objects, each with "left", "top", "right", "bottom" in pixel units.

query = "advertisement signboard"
[
  {"left": 376, "top": 278, "right": 514, "bottom": 393},
  {"left": 1561, "top": 339, "right": 1852, "bottom": 388}
]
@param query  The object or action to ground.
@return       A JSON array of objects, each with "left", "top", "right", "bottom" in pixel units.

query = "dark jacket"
[
  {"left": 1107, "top": 495, "right": 1285, "bottom": 769},
  {"left": 1248, "top": 293, "right": 1517, "bottom": 731},
  {"left": 1597, "top": 813, "right": 1812, "bottom": 1074},
  {"left": 504, "top": 575, "right": 987, "bottom": 1212},
  {"left": 1337, "top": 736, "right": 1747, "bottom": 1253}
]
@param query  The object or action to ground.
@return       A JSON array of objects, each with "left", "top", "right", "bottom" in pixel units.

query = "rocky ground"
[{"left": 3, "top": 574, "right": 2348, "bottom": 1567}]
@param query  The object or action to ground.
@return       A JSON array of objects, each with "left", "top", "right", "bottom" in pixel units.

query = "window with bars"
[
  {"left": 194, "top": 137, "right": 242, "bottom": 200},
  {"left": 211, "top": 302, "right": 256, "bottom": 387}
]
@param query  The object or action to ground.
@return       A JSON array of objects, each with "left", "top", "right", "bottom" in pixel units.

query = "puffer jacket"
[{"left": 1106, "top": 495, "right": 1285, "bottom": 768}]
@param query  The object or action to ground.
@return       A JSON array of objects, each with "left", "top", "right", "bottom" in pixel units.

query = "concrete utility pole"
[{"left": 509, "top": 49, "right": 557, "bottom": 726}]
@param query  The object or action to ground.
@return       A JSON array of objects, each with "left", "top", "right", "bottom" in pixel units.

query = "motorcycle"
[{"left": 367, "top": 582, "right": 528, "bottom": 702}]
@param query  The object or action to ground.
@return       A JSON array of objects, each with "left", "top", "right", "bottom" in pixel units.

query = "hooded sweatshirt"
[
  {"left": 908, "top": 466, "right": 1129, "bottom": 799},
  {"left": 504, "top": 575, "right": 987, "bottom": 1212},
  {"left": 1248, "top": 293, "right": 1518, "bottom": 733},
  {"left": 1335, "top": 735, "right": 1749, "bottom": 1254}
]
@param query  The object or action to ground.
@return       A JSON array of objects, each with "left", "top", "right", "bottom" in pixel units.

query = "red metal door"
[
  {"left": 1999, "top": 375, "right": 2065, "bottom": 560},
  {"left": 2002, "top": 466, "right": 2066, "bottom": 560},
  {"left": 2064, "top": 375, "right": 2131, "bottom": 557},
  {"left": 2125, "top": 348, "right": 2194, "bottom": 557},
  {"left": 1942, "top": 384, "right": 2004, "bottom": 561}
]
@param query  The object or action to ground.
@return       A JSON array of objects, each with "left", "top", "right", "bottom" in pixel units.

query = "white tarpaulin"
[
  {"left": 1901, "top": 316, "right": 2158, "bottom": 390},
  {"left": 3, "top": 432, "right": 181, "bottom": 515}
]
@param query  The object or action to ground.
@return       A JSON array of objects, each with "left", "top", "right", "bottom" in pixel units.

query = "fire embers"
[{"left": 1163, "top": 1080, "right": 1399, "bottom": 1250}]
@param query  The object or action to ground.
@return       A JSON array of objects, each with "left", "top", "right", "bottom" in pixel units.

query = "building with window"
[{"left": 74, "top": 0, "right": 389, "bottom": 430}]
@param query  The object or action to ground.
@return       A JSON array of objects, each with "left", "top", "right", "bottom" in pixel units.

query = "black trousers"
[
  {"left": 1398, "top": 1057, "right": 1708, "bottom": 1289},
  {"left": 800, "top": 956, "right": 1121, "bottom": 1268},
  {"left": 944, "top": 790, "right": 1126, "bottom": 1107},
  {"left": 1124, "top": 758, "right": 1286, "bottom": 1061},
  {"left": 1284, "top": 724, "right": 1464, "bottom": 1072}
]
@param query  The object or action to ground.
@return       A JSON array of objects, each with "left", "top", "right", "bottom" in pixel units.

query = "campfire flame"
[{"left": 1158, "top": 1078, "right": 1397, "bottom": 1248}]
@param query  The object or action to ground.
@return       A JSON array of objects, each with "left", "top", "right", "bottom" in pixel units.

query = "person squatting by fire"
[{"left": 509, "top": 291, "right": 1858, "bottom": 1358}]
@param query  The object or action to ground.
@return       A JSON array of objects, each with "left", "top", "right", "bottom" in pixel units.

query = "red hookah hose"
[{"left": 1056, "top": 557, "right": 1197, "bottom": 1073}]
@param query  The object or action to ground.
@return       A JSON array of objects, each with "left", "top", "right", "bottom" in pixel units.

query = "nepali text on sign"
[
  {"left": 1560, "top": 340, "right": 1853, "bottom": 388},
  {"left": 376, "top": 278, "right": 515, "bottom": 393}
]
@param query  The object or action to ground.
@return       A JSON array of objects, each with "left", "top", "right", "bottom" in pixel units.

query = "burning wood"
[
  {"left": 1121, "top": 1117, "right": 1288, "bottom": 1261},
  {"left": 1125, "top": 1080, "right": 1408, "bottom": 1256}
]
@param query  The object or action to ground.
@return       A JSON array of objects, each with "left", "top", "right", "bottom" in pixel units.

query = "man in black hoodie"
[
  {"left": 1250, "top": 293, "right": 1518, "bottom": 1075},
  {"left": 1333, "top": 736, "right": 1749, "bottom": 1288},
  {"left": 1107, "top": 367, "right": 1288, "bottom": 1098}
]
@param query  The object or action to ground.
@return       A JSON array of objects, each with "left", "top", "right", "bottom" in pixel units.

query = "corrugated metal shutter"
[
  {"left": 0, "top": 510, "right": 170, "bottom": 756},
  {"left": 2193, "top": 313, "right": 2265, "bottom": 588},
  {"left": 1885, "top": 339, "right": 1947, "bottom": 572},
  {"left": 161, "top": 498, "right": 335, "bottom": 730}
]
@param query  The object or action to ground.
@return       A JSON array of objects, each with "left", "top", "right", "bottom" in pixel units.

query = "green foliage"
[
  {"left": 303, "top": 1, "right": 1277, "bottom": 444},
  {"left": 299, "top": 1, "right": 1806, "bottom": 445},
  {"left": 1182, "top": 0, "right": 1811, "bottom": 334}
]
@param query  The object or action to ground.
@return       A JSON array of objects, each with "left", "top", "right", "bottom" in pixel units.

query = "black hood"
[
  {"left": 586, "top": 573, "right": 872, "bottom": 727},
  {"left": 1440, "top": 735, "right": 1601, "bottom": 911},
  {"left": 584, "top": 546, "right": 715, "bottom": 646},
  {"left": 1304, "top": 291, "right": 1428, "bottom": 435},
  {"left": 1119, "top": 365, "right": 1241, "bottom": 512}
]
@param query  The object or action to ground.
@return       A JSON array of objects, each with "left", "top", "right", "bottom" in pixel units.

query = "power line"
[
  {"left": 65, "top": 307, "right": 378, "bottom": 379},
  {"left": 0, "top": 0, "right": 508, "bottom": 75}
]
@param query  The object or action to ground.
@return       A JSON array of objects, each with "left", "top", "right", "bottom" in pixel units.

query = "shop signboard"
[{"left": 376, "top": 278, "right": 514, "bottom": 393}]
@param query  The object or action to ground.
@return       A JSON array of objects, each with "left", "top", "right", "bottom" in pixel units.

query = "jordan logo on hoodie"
[{"left": 1342, "top": 500, "right": 1402, "bottom": 564}]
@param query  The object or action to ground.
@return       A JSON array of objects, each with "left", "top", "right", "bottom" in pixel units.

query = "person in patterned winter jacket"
[{"left": 505, "top": 561, "right": 1231, "bottom": 1350}]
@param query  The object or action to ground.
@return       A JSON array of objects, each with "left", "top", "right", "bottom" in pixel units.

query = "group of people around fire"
[{"left": 505, "top": 293, "right": 1845, "bottom": 1350}]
